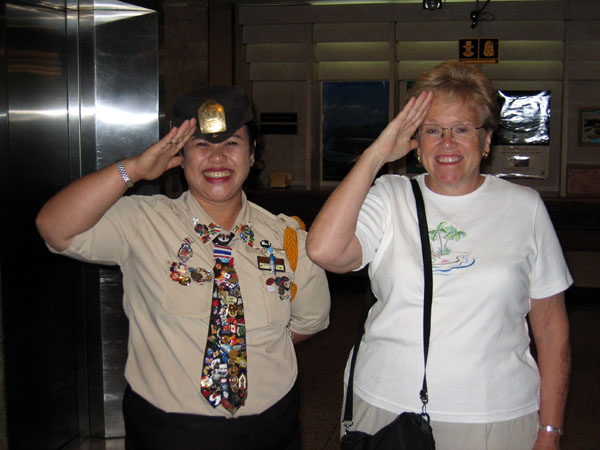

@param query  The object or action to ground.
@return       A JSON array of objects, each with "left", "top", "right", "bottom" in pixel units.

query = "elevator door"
[
  {"left": 2, "top": 1, "right": 160, "bottom": 448},
  {"left": 4, "top": 2, "right": 83, "bottom": 448}
]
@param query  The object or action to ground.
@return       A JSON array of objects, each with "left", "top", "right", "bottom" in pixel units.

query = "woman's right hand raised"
[
  {"left": 128, "top": 118, "right": 197, "bottom": 183},
  {"left": 36, "top": 118, "right": 197, "bottom": 251},
  {"left": 366, "top": 90, "right": 433, "bottom": 165}
]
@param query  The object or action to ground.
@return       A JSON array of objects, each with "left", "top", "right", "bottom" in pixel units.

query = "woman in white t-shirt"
[{"left": 307, "top": 61, "right": 571, "bottom": 450}]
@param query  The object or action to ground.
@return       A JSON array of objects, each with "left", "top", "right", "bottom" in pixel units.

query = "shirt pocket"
[
  {"left": 237, "top": 248, "right": 294, "bottom": 329},
  {"left": 161, "top": 260, "right": 214, "bottom": 319}
]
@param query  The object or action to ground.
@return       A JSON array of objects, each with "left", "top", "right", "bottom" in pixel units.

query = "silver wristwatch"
[{"left": 116, "top": 160, "right": 134, "bottom": 188}]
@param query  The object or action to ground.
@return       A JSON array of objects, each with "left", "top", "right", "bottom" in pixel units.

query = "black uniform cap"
[{"left": 172, "top": 85, "right": 254, "bottom": 143}]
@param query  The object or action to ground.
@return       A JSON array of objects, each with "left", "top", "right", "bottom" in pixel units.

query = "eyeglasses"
[{"left": 419, "top": 124, "right": 486, "bottom": 141}]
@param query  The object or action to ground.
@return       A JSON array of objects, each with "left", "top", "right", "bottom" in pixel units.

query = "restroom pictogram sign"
[{"left": 458, "top": 38, "right": 499, "bottom": 63}]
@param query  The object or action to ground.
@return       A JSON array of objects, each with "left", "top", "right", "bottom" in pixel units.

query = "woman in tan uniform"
[{"left": 36, "top": 86, "right": 330, "bottom": 450}]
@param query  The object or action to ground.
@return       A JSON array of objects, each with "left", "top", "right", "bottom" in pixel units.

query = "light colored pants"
[{"left": 341, "top": 390, "right": 539, "bottom": 450}]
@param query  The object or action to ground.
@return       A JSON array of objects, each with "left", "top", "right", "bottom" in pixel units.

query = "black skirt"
[{"left": 122, "top": 383, "right": 301, "bottom": 450}]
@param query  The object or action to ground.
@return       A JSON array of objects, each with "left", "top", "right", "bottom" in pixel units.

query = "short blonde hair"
[{"left": 407, "top": 61, "right": 500, "bottom": 132}]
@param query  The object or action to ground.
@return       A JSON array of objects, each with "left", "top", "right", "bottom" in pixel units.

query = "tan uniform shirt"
[{"left": 52, "top": 191, "right": 330, "bottom": 417}]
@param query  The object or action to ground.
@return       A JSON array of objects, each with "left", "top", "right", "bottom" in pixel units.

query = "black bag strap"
[
  {"left": 342, "top": 177, "right": 433, "bottom": 430},
  {"left": 342, "top": 282, "right": 375, "bottom": 428},
  {"left": 411, "top": 178, "right": 433, "bottom": 409}
]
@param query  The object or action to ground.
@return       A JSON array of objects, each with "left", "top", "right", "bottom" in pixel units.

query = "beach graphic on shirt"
[{"left": 429, "top": 221, "right": 475, "bottom": 275}]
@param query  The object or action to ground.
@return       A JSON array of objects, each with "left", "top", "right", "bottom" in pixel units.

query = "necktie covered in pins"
[{"left": 200, "top": 229, "right": 248, "bottom": 414}]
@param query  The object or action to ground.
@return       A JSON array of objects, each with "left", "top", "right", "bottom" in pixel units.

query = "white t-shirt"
[{"left": 351, "top": 173, "right": 572, "bottom": 423}]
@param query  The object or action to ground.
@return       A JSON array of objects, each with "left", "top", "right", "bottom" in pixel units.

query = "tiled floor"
[{"left": 69, "top": 278, "right": 600, "bottom": 450}]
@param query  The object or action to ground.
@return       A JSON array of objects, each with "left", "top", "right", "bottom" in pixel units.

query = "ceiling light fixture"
[{"left": 423, "top": 0, "right": 442, "bottom": 11}]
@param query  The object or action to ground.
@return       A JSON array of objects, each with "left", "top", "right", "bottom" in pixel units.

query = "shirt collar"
[{"left": 183, "top": 190, "right": 251, "bottom": 233}]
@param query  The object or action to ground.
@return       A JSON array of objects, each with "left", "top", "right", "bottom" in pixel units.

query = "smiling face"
[
  {"left": 182, "top": 125, "right": 254, "bottom": 216},
  {"left": 418, "top": 93, "right": 492, "bottom": 196}
]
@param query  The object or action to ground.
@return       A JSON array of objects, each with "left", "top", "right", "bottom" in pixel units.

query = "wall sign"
[
  {"left": 578, "top": 108, "right": 600, "bottom": 146},
  {"left": 458, "top": 38, "right": 499, "bottom": 63},
  {"left": 487, "top": 145, "right": 549, "bottom": 179}
]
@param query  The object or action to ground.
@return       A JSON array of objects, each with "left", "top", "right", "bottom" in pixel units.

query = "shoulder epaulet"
[
  {"left": 283, "top": 226, "right": 299, "bottom": 273},
  {"left": 275, "top": 213, "right": 303, "bottom": 230},
  {"left": 291, "top": 215, "right": 306, "bottom": 230},
  {"left": 279, "top": 215, "right": 306, "bottom": 303}
]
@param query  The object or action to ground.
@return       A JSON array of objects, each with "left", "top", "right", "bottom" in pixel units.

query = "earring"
[
  {"left": 482, "top": 151, "right": 489, "bottom": 159},
  {"left": 416, "top": 151, "right": 422, "bottom": 163}
]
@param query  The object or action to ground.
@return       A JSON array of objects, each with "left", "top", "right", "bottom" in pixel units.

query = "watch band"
[
  {"left": 539, "top": 424, "right": 563, "bottom": 436},
  {"left": 116, "top": 160, "right": 134, "bottom": 188}
]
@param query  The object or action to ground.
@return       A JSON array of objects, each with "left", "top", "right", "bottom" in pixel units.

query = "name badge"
[{"left": 257, "top": 256, "right": 285, "bottom": 272}]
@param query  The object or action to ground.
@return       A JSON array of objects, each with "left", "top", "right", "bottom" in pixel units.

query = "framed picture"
[{"left": 579, "top": 108, "right": 600, "bottom": 146}]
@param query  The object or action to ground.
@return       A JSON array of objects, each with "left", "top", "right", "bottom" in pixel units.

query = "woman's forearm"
[
  {"left": 306, "top": 148, "right": 385, "bottom": 273},
  {"left": 36, "top": 119, "right": 196, "bottom": 251},
  {"left": 36, "top": 160, "right": 132, "bottom": 251},
  {"left": 530, "top": 293, "right": 570, "bottom": 449},
  {"left": 306, "top": 92, "right": 433, "bottom": 273}
]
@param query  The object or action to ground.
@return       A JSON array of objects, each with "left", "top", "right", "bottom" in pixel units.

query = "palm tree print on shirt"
[{"left": 428, "top": 221, "right": 475, "bottom": 274}]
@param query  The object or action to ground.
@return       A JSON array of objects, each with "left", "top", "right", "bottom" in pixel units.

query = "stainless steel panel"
[
  {"left": 0, "top": 1, "right": 8, "bottom": 444},
  {"left": 94, "top": 8, "right": 159, "bottom": 170},
  {"left": 20, "top": 0, "right": 66, "bottom": 8},
  {"left": 4, "top": 2, "right": 82, "bottom": 449},
  {"left": 97, "top": 268, "right": 129, "bottom": 437},
  {"left": 92, "top": 0, "right": 153, "bottom": 12},
  {"left": 2, "top": 0, "right": 161, "bottom": 446},
  {"left": 85, "top": 4, "right": 160, "bottom": 438}
]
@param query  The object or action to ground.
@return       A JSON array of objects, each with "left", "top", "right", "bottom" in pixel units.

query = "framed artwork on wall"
[
  {"left": 486, "top": 90, "right": 551, "bottom": 179},
  {"left": 579, "top": 108, "right": 600, "bottom": 146}
]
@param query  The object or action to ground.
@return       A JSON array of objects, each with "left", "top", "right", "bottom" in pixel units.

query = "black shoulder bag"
[{"left": 340, "top": 178, "right": 436, "bottom": 450}]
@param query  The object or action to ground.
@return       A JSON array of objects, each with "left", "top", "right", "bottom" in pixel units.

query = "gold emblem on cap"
[{"left": 198, "top": 99, "right": 226, "bottom": 135}]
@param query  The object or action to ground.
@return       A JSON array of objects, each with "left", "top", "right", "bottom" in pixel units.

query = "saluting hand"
[
  {"left": 128, "top": 118, "right": 197, "bottom": 182},
  {"left": 367, "top": 90, "right": 433, "bottom": 165}
]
